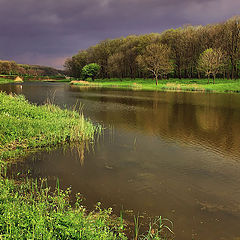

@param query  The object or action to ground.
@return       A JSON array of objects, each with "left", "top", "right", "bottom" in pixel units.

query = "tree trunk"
[
  {"left": 197, "top": 71, "right": 200, "bottom": 79},
  {"left": 234, "top": 64, "right": 238, "bottom": 80},
  {"left": 208, "top": 75, "right": 210, "bottom": 84},
  {"left": 155, "top": 76, "right": 158, "bottom": 86},
  {"left": 178, "top": 67, "right": 182, "bottom": 79},
  {"left": 231, "top": 58, "right": 234, "bottom": 79}
]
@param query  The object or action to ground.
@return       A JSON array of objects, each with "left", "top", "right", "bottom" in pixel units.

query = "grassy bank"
[
  {"left": 0, "top": 75, "right": 70, "bottom": 83},
  {"left": 0, "top": 92, "right": 173, "bottom": 239},
  {"left": 0, "top": 78, "right": 14, "bottom": 84},
  {"left": 0, "top": 92, "right": 99, "bottom": 160},
  {"left": 0, "top": 169, "right": 173, "bottom": 240},
  {"left": 70, "top": 78, "right": 240, "bottom": 93},
  {"left": 0, "top": 171, "right": 126, "bottom": 240},
  {"left": 0, "top": 92, "right": 126, "bottom": 240}
]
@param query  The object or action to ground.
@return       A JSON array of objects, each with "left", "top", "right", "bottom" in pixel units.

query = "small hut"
[{"left": 14, "top": 76, "right": 23, "bottom": 82}]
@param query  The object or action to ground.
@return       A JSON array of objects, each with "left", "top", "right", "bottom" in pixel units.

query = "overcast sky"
[{"left": 0, "top": 0, "right": 239, "bottom": 69}]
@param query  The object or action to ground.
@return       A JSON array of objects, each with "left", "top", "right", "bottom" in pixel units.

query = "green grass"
[
  {"left": 0, "top": 168, "right": 173, "bottom": 240},
  {"left": 0, "top": 92, "right": 100, "bottom": 160},
  {"left": 133, "top": 215, "right": 174, "bottom": 240},
  {"left": 0, "top": 170, "right": 126, "bottom": 240},
  {"left": 70, "top": 78, "right": 240, "bottom": 93},
  {"left": 0, "top": 78, "right": 14, "bottom": 84}
]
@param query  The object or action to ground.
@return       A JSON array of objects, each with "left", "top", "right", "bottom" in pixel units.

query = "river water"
[{"left": 1, "top": 82, "right": 240, "bottom": 240}]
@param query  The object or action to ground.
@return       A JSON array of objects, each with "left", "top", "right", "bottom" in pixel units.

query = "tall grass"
[
  {"left": 0, "top": 92, "right": 101, "bottom": 160},
  {"left": 132, "top": 214, "right": 174, "bottom": 240}
]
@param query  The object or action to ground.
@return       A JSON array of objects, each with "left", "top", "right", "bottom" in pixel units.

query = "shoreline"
[
  {"left": 0, "top": 92, "right": 126, "bottom": 239},
  {"left": 0, "top": 92, "right": 99, "bottom": 161},
  {"left": 0, "top": 90, "right": 173, "bottom": 239},
  {"left": 70, "top": 78, "right": 240, "bottom": 94}
]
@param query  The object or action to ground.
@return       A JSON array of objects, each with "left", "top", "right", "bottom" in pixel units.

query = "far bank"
[{"left": 70, "top": 78, "right": 240, "bottom": 94}]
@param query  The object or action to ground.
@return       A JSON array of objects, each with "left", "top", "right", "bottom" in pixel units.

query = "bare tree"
[
  {"left": 137, "top": 43, "right": 173, "bottom": 85},
  {"left": 198, "top": 48, "right": 226, "bottom": 84}
]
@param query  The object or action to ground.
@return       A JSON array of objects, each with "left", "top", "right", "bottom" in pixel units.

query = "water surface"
[{"left": 1, "top": 82, "right": 240, "bottom": 240}]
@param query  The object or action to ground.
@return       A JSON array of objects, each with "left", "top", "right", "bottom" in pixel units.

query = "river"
[{"left": 1, "top": 82, "right": 240, "bottom": 240}]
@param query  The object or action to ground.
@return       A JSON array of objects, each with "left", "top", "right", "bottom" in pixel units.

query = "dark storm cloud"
[{"left": 0, "top": 0, "right": 239, "bottom": 68}]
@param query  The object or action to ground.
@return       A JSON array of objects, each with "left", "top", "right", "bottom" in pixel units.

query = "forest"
[
  {"left": 65, "top": 16, "right": 240, "bottom": 80},
  {"left": 0, "top": 60, "right": 64, "bottom": 77}
]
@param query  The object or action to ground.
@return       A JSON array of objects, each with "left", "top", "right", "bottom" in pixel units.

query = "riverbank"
[
  {"left": 0, "top": 75, "right": 70, "bottom": 83},
  {"left": 70, "top": 78, "right": 240, "bottom": 93},
  {"left": 0, "top": 92, "right": 126, "bottom": 239},
  {"left": 0, "top": 92, "right": 99, "bottom": 160},
  {"left": 0, "top": 91, "right": 173, "bottom": 240},
  {"left": 0, "top": 168, "right": 126, "bottom": 239},
  {"left": 0, "top": 78, "right": 14, "bottom": 84}
]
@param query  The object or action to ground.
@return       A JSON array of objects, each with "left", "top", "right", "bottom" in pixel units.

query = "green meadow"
[{"left": 71, "top": 78, "right": 240, "bottom": 93}]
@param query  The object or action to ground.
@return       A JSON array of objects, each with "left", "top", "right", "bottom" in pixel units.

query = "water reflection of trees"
[
  {"left": 87, "top": 91, "right": 240, "bottom": 159},
  {"left": 0, "top": 84, "right": 23, "bottom": 95}
]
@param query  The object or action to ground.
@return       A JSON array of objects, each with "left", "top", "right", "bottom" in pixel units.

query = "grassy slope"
[
  {"left": 71, "top": 78, "right": 240, "bottom": 93},
  {"left": 0, "top": 92, "right": 99, "bottom": 160}
]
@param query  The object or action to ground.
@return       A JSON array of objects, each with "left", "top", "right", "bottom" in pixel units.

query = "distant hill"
[{"left": 0, "top": 60, "right": 65, "bottom": 77}]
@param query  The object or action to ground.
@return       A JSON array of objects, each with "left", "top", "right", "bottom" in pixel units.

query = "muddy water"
[{"left": 1, "top": 82, "right": 240, "bottom": 240}]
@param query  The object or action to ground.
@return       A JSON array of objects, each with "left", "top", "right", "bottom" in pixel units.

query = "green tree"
[
  {"left": 82, "top": 63, "right": 101, "bottom": 81},
  {"left": 198, "top": 48, "right": 226, "bottom": 84}
]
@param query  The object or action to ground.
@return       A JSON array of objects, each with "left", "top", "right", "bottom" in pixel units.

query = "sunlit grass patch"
[
  {"left": 0, "top": 92, "right": 101, "bottom": 160},
  {"left": 71, "top": 78, "right": 240, "bottom": 93}
]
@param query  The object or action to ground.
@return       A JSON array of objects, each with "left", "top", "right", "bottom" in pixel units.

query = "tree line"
[
  {"left": 0, "top": 60, "right": 64, "bottom": 77},
  {"left": 65, "top": 16, "right": 240, "bottom": 80}
]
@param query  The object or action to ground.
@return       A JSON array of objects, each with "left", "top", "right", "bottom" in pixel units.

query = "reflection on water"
[{"left": 2, "top": 82, "right": 240, "bottom": 240}]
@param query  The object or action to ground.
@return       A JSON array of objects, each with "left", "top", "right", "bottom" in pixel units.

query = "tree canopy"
[
  {"left": 65, "top": 16, "right": 240, "bottom": 81},
  {"left": 0, "top": 60, "right": 64, "bottom": 76},
  {"left": 137, "top": 43, "right": 173, "bottom": 85},
  {"left": 81, "top": 63, "right": 100, "bottom": 81},
  {"left": 198, "top": 48, "right": 226, "bottom": 84}
]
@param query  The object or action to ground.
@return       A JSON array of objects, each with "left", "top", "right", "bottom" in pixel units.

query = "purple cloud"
[{"left": 0, "top": 0, "right": 239, "bottom": 68}]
